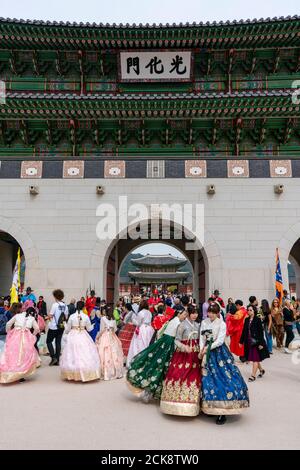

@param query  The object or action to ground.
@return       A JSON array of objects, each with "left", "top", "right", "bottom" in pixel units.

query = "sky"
[
  {"left": 132, "top": 243, "right": 185, "bottom": 257},
  {"left": 0, "top": 0, "right": 298, "bottom": 24}
]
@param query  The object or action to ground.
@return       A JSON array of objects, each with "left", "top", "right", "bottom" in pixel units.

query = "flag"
[
  {"left": 10, "top": 248, "right": 21, "bottom": 304},
  {"left": 275, "top": 248, "right": 284, "bottom": 304}
]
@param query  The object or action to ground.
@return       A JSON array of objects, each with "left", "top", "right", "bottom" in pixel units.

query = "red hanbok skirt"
[
  {"left": 160, "top": 339, "right": 201, "bottom": 416},
  {"left": 119, "top": 324, "right": 136, "bottom": 357}
]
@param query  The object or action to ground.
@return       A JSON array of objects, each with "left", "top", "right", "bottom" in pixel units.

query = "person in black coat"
[
  {"left": 239, "top": 305, "right": 269, "bottom": 382},
  {"left": 37, "top": 296, "right": 47, "bottom": 318}
]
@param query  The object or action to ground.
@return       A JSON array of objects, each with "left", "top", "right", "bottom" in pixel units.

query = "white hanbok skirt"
[
  {"left": 60, "top": 329, "right": 101, "bottom": 382},
  {"left": 126, "top": 324, "right": 154, "bottom": 367}
]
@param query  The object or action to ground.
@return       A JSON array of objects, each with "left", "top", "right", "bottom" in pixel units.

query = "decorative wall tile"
[
  {"left": 63, "top": 160, "right": 84, "bottom": 178},
  {"left": 21, "top": 161, "right": 43, "bottom": 178},
  {"left": 185, "top": 160, "right": 207, "bottom": 178},
  {"left": 0, "top": 161, "right": 22, "bottom": 179},
  {"left": 1, "top": 158, "right": 300, "bottom": 179},
  {"left": 165, "top": 160, "right": 185, "bottom": 178},
  {"left": 84, "top": 161, "right": 104, "bottom": 178},
  {"left": 206, "top": 160, "right": 227, "bottom": 178},
  {"left": 291, "top": 160, "right": 300, "bottom": 178},
  {"left": 227, "top": 160, "right": 249, "bottom": 178},
  {"left": 249, "top": 160, "right": 270, "bottom": 178},
  {"left": 270, "top": 160, "right": 292, "bottom": 178},
  {"left": 147, "top": 160, "right": 165, "bottom": 178},
  {"left": 43, "top": 161, "right": 63, "bottom": 178},
  {"left": 104, "top": 160, "right": 125, "bottom": 178},
  {"left": 126, "top": 160, "right": 147, "bottom": 178}
]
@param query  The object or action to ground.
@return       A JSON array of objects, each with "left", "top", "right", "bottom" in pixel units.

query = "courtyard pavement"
[{"left": 0, "top": 343, "right": 299, "bottom": 450}]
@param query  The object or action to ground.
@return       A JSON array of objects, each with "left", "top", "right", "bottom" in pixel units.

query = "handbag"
[{"left": 250, "top": 337, "right": 258, "bottom": 346}]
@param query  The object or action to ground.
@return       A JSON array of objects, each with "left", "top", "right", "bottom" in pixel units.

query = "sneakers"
[{"left": 284, "top": 348, "right": 292, "bottom": 354}]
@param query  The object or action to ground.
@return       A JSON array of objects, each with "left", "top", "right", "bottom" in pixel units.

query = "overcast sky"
[
  {"left": 0, "top": 0, "right": 298, "bottom": 24},
  {"left": 132, "top": 243, "right": 185, "bottom": 257}
]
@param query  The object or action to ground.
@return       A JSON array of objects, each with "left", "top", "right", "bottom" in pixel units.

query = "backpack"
[{"left": 0, "top": 311, "right": 8, "bottom": 335}]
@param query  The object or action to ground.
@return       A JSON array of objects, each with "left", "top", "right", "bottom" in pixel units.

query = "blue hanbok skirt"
[
  {"left": 201, "top": 343, "right": 249, "bottom": 415},
  {"left": 89, "top": 316, "right": 100, "bottom": 342}
]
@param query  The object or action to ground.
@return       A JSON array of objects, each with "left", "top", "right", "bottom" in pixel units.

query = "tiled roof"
[
  {"left": 132, "top": 255, "right": 187, "bottom": 267},
  {"left": 1, "top": 16, "right": 298, "bottom": 50},
  {"left": 5, "top": 90, "right": 293, "bottom": 101},
  {"left": 0, "top": 16, "right": 299, "bottom": 28}
]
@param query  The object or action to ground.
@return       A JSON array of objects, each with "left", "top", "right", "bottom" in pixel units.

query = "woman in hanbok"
[
  {"left": 200, "top": 303, "right": 249, "bottom": 425},
  {"left": 96, "top": 308, "right": 124, "bottom": 380},
  {"left": 160, "top": 305, "right": 201, "bottom": 417},
  {"left": 89, "top": 297, "right": 101, "bottom": 342},
  {"left": 127, "top": 306, "right": 187, "bottom": 402},
  {"left": 126, "top": 300, "right": 154, "bottom": 367},
  {"left": 118, "top": 303, "right": 137, "bottom": 359},
  {"left": 0, "top": 307, "right": 40, "bottom": 384},
  {"left": 60, "top": 301, "right": 100, "bottom": 382},
  {"left": 150, "top": 303, "right": 175, "bottom": 344}
]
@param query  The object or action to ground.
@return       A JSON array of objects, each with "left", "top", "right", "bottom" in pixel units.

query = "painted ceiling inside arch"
[{"left": 0, "top": 16, "right": 299, "bottom": 157}]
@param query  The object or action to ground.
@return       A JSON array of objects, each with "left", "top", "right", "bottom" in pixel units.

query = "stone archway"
[
  {"left": 100, "top": 218, "right": 222, "bottom": 306},
  {"left": 279, "top": 221, "right": 300, "bottom": 292},
  {"left": 90, "top": 215, "right": 223, "bottom": 305},
  {"left": 0, "top": 215, "right": 39, "bottom": 295}
]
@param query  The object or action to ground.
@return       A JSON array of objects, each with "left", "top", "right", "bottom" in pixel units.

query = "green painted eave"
[{"left": 1, "top": 90, "right": 298, "bottom": 119}]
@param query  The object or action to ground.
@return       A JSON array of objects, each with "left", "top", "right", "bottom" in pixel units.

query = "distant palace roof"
[
  {"left": 0, "top": 16, "right": 299, "bottom": 49},
  {"left": 131, "top": 254, "right": 187, "bottom": 268},
  {"left": 128, "top": 271, "right": 190, "bottom": 281}
]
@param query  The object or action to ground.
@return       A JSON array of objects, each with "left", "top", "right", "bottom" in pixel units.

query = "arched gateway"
[{"left": 103, "top": 219, "right": 207, "bottom": 305}]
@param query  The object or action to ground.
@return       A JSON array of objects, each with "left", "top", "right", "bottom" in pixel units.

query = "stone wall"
[{"left": 0, "top": 177, "right": 299, "bottom": 308}]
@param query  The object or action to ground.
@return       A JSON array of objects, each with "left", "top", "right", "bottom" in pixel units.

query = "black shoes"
[
  {"left": 49, "top": 358, "right": 58, "bottom": 366},
  {"left": 216, "top": 415, "right": 227, "bottom": 425}
]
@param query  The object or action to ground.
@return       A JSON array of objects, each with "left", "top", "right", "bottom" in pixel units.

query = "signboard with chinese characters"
[{"left": 119, "top": 51, "right": 192, "bottom": 82}]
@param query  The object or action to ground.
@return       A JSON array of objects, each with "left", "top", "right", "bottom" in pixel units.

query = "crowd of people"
[{"left": 0, "top": 286, "right": 299, "bottom": 425}]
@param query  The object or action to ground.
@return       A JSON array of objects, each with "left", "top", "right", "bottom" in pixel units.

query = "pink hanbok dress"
[
  {"left": 0, "top": 312, "right": 40, "bottom": 384},
  {"left": 126, "top": 308, "right": 154, "bottom": 367},
  {"left": 96, "top": 317, "right": 124, "bottom": 380},
  {"left": 60, "top": 311, "right": 100, "bottom": 382}
]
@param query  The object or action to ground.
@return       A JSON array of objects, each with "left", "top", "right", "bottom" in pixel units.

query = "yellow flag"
[
  {"left": 10, "top": 248, "right": 21, "bottom": 304},
  {"left": 10, "top": 284, "right": 18, "bottom": 304}
]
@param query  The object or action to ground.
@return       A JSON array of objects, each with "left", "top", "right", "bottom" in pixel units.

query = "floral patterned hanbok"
[
  {"left": 200, "top": 317, "right": 249, "bottom": 415},
  {"left": 160, "top": 318, "right": 201, "bottom": 417},
  {"left": 127, "top": 316, "right": 181, "bottom": 399}
]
